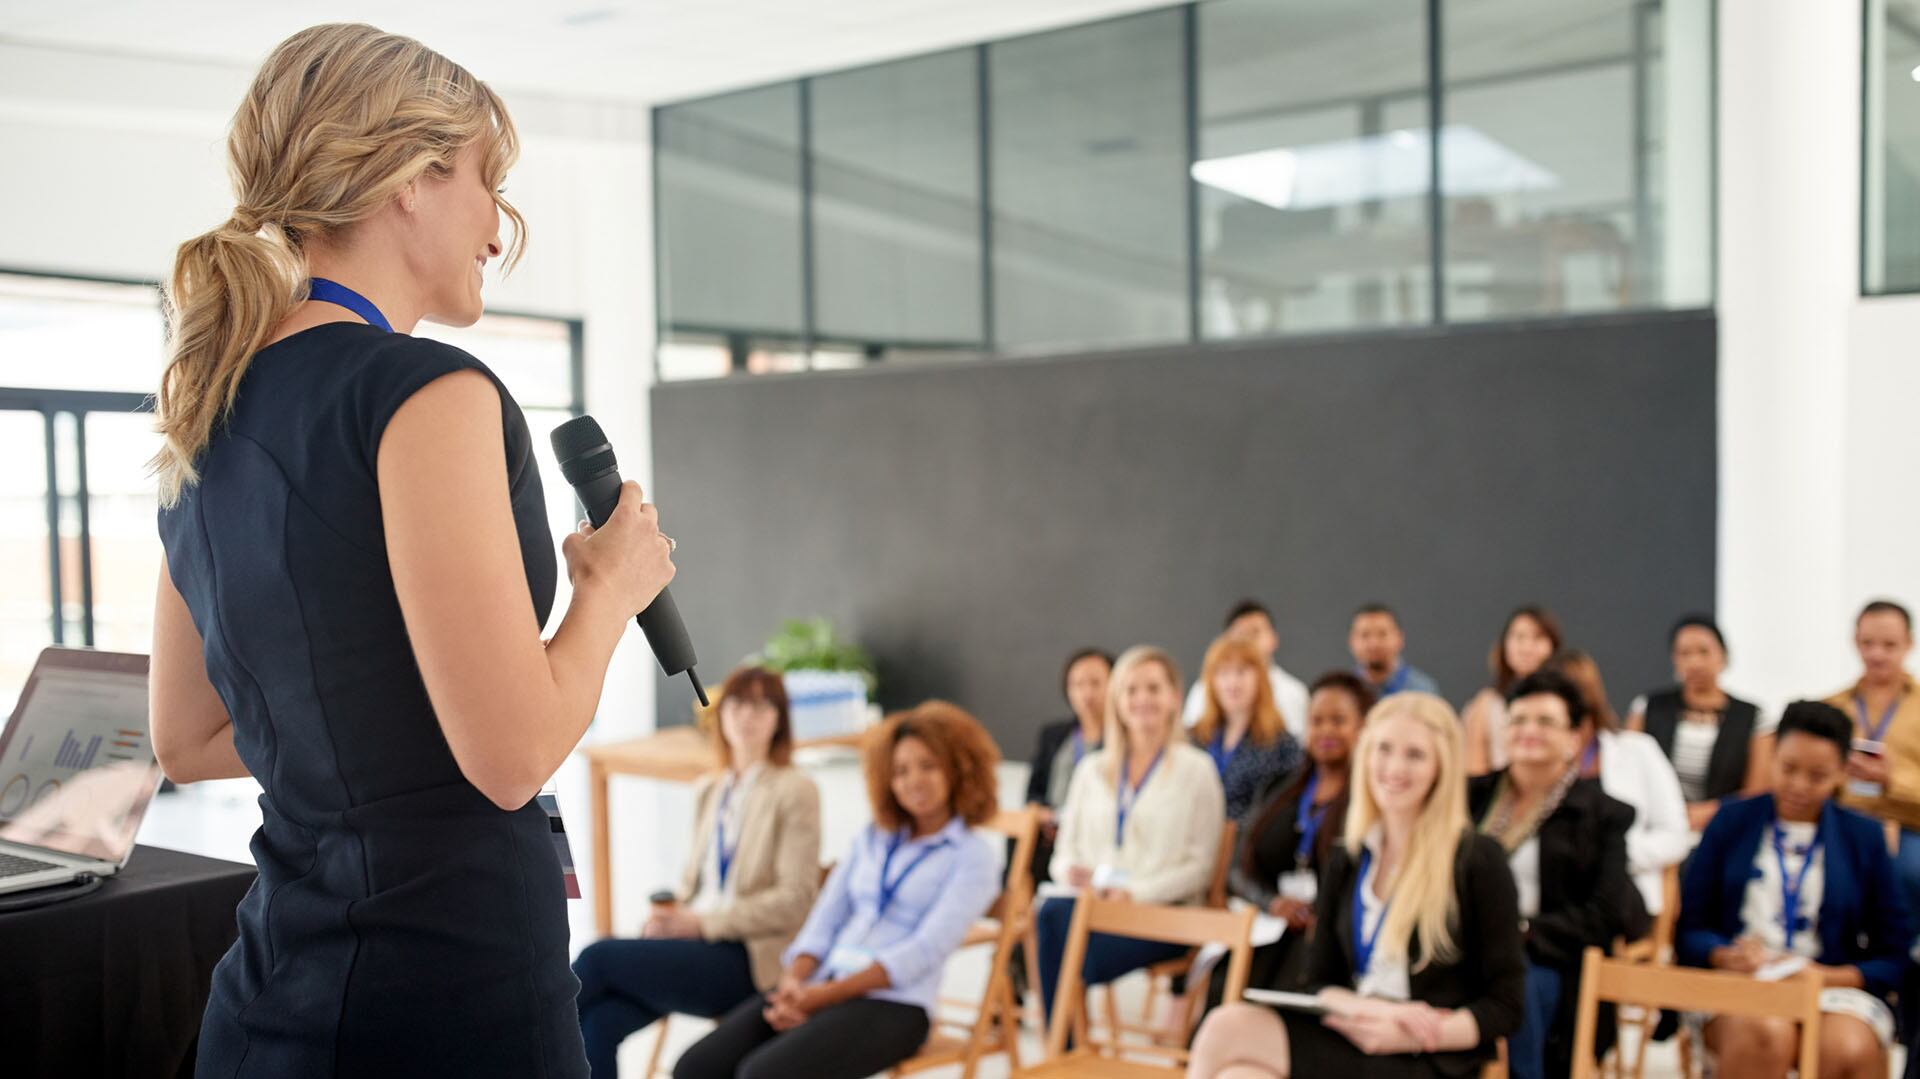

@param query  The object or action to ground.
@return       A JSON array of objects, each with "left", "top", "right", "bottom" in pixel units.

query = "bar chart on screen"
[{"left": 56, "top": 730, "right": 104, "bottom": 771}]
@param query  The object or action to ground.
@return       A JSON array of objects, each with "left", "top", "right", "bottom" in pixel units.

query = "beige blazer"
[{"left": 676, "top": 763, "right": 822, "bottom": 989}]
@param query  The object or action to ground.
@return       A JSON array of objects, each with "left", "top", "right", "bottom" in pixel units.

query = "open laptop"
[{"left": 0, "top": 647, "right": 162, "bottom": 896}]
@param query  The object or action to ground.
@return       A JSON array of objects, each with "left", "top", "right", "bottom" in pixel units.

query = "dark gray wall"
[{"left": 651, "top": 311, "right": 1717, "bottom": 753}]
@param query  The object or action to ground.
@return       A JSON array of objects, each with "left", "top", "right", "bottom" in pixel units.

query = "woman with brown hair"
[
  {"left": 1201, "top": 671, "right": 1375, "bottom": 1012},
  {"left": 146, "top": 24, "right": 674, "bottom": 1078},
  {"left": 1462, "top": 606, "right": 1564, "bottom": 776},
  {"left": 674, "top": 701, "right": 1002, "bottom": 1079},
  {"left": 1193, "top": 635, "right": 1303, "bottom": 819},
  {"left": 572, "top": 666, "right": 822, "bottom": 1077}
]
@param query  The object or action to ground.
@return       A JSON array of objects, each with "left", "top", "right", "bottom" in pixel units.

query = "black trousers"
[{"left": 672, "top": 993, "right": 930, "bottom": 1079}]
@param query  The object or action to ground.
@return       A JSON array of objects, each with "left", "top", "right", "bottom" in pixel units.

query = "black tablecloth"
[{"left": 2, "top": 844, "right": 254, "bottom": 1079}]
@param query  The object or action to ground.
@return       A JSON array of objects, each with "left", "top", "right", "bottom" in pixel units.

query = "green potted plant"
[{"left": 751, "top": 619, "right": 876, "bottom": 741}]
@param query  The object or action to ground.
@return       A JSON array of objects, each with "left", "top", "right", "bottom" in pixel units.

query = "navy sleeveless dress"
[{"left": 158, "top": 322, "right": 586, "bottom": 1078}]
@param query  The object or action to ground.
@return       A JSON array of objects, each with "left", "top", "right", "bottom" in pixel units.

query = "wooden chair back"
[
  {"left": 1044, "top": 898, "right": 1255, "bottom": 1064},
  {"left": 1569, "top": 946, "right": 1822, "bottom": 1079}
]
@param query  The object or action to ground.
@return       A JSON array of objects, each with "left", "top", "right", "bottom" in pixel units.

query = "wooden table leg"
[{"left": 591, "top": 759, "right": 612, "bottom": 937}]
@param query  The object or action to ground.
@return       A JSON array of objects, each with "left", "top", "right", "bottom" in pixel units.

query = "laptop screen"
[{"left": 0, "top": 648, "right": 161, "bottom": 864}]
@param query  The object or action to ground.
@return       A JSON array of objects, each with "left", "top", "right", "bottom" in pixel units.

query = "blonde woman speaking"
[{"left": 147, "top": 24, "right": 673, "bottom": 1078}]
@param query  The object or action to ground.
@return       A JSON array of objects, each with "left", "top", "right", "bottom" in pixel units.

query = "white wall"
[
  {"left": 0, "top": 40, "right": 663, "bottom": 741},
  {"left": 1718, "top": 1, "right": 1920, "bottom": 712}
]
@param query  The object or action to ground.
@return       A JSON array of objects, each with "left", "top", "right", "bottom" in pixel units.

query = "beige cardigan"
[
  {"left": 1049, "top": 743, "right": 1225, "bottom": 906},
  {"left": 675, "top": 763, "right": 822, "bottom": 989}
]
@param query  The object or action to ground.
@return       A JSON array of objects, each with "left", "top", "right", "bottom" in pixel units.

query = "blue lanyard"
[
  {"left": 1294, "top": 772, "right": 1327, "bottom": 868},
  {"left": 1352, "top": 848, "right": 1392, "bottom": 976},
  {"left": 307, "top": 277, "right": 393, "bottom": 332},
  {"left": 1854, "top": 694, "right": 1900, "bottom": 743},
  {"left": 1070, "top": 728, "right": 1093, "bottom": 769},
  {"left": 1116, "top": 750, "right": 1165, "bottom": 846},
  {"left": 876, "top": 829, "right": 946, "bottom": 918},
  {"left": 713, "top": 777, "right": 743, "bottom": 890},
  {"left": 1770, "top": 819, "right": 1822, "bottom": 950},
  {"left": 1206, "top": 731, "right": 1239, "bottom": 776}
]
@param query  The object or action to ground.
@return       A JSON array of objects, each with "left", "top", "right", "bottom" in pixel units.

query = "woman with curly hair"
[{"left": 674, "top": 701, "right": 1002, "bottom": 1079}]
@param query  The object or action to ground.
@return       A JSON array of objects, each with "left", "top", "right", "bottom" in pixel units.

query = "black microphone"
[{"left": 550, "top": 415, "right": 707, "bottom": 707}]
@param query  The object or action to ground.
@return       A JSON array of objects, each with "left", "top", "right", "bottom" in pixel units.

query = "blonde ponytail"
[
  {"left": 153, "top": 220, "right": 306, "bottom": 504},
  {"left": 152, "top": 23, "right": 525, "bottom": 505}
]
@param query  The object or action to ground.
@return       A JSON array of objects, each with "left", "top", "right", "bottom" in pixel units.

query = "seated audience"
[
  {"left": 1625, "top": 614, "right": 1772, "bottom": 831},
  {"left": 1350, "top": 603, "right": 1441, "bottom": 699},
  {"left": 1468, "top": 669, "right": 1643, "bottom": 1079},
  {"left": 1463, "top": 605, "right": 1563, "bottom": 776},
  {"left": 1821, "top": 599, "right": 1920, "bottom": 909},
  {"left": 1026, "top": 648, "right": 1115, "bottom": 883},
  {"left": 1194, "top": 635, "right": 1303, "bottom": 819},
  {"left": 1185, "top": 692, "right": 1526, "bottom": 1079},
  {"left": 673, "top": 702, "right": 1001, "bottom": 1079},
  {"left": 574, "top": 667, "right": 822, "bottom": 1079},
  {"left": 1183, "top": 599, "right": 1310, "bottom": 740},
  {"left": 1041, "top": 645, "right": 1225, "bottom": 1021},
  {"left": 1678, "top": 701, "right": 1912, "bottom": 1079},
  {"left": 1555, "top": 649, "right": 1691, "bottom": 918},
  {"left": 1207, "top": 671, "right": 1376, "bottom": 1008}
]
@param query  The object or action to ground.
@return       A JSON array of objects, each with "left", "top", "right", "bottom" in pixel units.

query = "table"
[
  {"left": 583, "top": 725, "right": 865, "bottom": 936},
  {"left": 2, "top": 844, "right": 255, "bottom": 1079}
]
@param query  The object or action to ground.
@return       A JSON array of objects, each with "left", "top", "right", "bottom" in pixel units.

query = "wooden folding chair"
[
  {"left": 1092, "top": 821, "right": 1238, "bottom": 1051},
  {"left": 641, "top": 861, "right": 837, "bottom": 1077},
  {"left": 1014, "top": 896, "right": 1254, "bottom": 1077},
  {"left": 1569, "top": 946, "right": 1823, "bottom": 1079},
  {"left": 891, "top": 806, "right": 1042, "bottom": 1079},
  {"left": 1603, "top": 864, "right": 1681, "bottom": 1079}
]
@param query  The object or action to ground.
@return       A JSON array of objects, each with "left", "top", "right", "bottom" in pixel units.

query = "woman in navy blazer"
[{"left": 1677, "top": 701, "right": 1912, "bottom": 1079}]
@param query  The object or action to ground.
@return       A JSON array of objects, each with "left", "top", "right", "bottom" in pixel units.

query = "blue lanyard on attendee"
[
  {"left": 1206, "top": 732, "right": 1238, "bottom": 776},
  {"left": 1769, "top": 819, "right": 1823, "bottom": 950},
  {"left": 1294, "top": 772, "right": 1326, "bottom": 868},
  {"left": 1115, "top": 750, "right": 1165, "bottom": 846},
  {"left": 713, "top": 777, "right": 743, "bottom": 890},
  {"left": 307, "top": 277, "right": 392, "bottom": 332},
  {"left": 1854, "top": 694, "right": 1900, "bottom": 743},
  {"left": 1579, "top": 739, "right": 1599, "bottom": 774},
  {"left": 876, "top": 829, "right": 946, "bottom": 918},
  {"left": 1352, "top": 848, "right": 1392, "bottom": 976}
]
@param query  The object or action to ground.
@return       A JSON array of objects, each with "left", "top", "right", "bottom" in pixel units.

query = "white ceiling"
[{"left": 0, "top": 0, "right": 1178, "bottom": 106}]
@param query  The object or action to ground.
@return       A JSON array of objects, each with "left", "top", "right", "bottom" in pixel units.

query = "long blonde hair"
[
  {"left": 1102, "top": 645, "right": 1188, "bottom": 787},
  {"left": 1342, "top": 691, "right": 1469, "bottom": 970},
  {"left": 1192, "top": 634, "right": 1286, "bottom": 749},
  {"left": 153, "top": 23, "right": 526, "bottom": 505}
]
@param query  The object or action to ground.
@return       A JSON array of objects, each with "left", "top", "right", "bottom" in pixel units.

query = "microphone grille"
[{"left": 550, "top": 414, "right": 610, "bottom": 466}]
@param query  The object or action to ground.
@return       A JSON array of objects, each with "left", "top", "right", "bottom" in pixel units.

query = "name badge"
[
  {"left": 1278, "top": 870, "right": 1318, "bottom": 903},
  {"left": 537, "top": 788, "right": 580, "bottom": 899},
  {"left": 824, "top": 945, "right": 876, "bottom": 978}
]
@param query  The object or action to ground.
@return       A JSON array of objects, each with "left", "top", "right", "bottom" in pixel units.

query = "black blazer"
[
  {"left": 1469, "top": 773, "right": 1645, "bottom": 1079},
  {"left": 1303, "top": 831, "right": 1526, "bottom": 1077},
  {"left": 1025, "top": 718, "right": 1076, "bottom": 806},
  {"left": 1640, "top": 689, "right": 1760, "bottom": 803},
  {"left": 1231, "top": 765, "right": 1348, "bottom": 909},
  {"left": 1467, "top": 773, "right": 1647, "bottom": 969}
]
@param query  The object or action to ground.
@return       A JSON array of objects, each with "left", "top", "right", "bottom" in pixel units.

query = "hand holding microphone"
[
  {"left": 551, "top": 416, "right": 707, "bottom": 705},
  {"left": 559, "top": 480, "right": 676, "bottom": 618}
]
